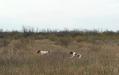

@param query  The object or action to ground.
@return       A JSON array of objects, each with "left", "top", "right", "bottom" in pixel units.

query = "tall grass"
[{"left": 0, "top": 28, "right": 119, "bottom": 75}]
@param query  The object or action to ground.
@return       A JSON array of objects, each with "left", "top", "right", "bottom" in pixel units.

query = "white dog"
[
  {"left": 69, "top": 51, "right": 82, "bottom": 59},
  {"left": 37, "top": 50, "right": 49, "bottom": 55}
]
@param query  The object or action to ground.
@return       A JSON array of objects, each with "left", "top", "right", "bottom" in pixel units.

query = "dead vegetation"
[{"left": 0, "top": 29, "right": 119, "bottom": 75}]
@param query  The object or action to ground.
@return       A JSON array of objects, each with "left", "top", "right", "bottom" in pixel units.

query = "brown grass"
[{"left": 0, "top": 37, "right": 119, "bottom": 75}]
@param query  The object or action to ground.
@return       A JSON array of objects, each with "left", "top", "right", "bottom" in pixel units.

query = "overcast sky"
[{"left": 0, "top": 0, "right": 119, "bottom": 31}]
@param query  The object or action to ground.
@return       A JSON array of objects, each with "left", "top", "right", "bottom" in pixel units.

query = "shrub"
[
  {"left": 56, "top": 36, "right": 73, "bottom": 47},
  {"left": 0, "top": 39, "right": 10, "bottom": 47}
]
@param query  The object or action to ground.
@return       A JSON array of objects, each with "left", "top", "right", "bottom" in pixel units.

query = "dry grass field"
[{"left": 0, "top": 30, "right": 119, "bottom": 75}]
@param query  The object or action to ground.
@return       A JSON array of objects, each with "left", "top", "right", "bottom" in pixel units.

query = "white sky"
[{"left": 0, "top": 0, "right": 119, "bottom": 31}]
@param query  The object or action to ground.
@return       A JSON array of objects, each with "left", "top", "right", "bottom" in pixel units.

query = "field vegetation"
[{"left": 0, "top": 28, "right": 119, "bottom": 75}]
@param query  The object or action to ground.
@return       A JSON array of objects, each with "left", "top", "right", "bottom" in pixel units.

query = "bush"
[
  {"left": 56, "top": 36, "right": 73, "bottom": 47},
  {"left": 0, "top": 39, "right": 10, "bottom": 47}
]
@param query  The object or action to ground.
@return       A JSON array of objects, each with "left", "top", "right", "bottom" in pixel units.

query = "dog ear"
[
  {"left": 37, "top": 50, "right": 40, "bottom": 53},
  {"left": 69, "top": 51, "right": 73, "bottom": 54},
  {"left": 77, "top": 54, "right": 82, "bottom": 59}
]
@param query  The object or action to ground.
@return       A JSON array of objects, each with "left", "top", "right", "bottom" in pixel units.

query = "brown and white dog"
[
  {"left": 37, "top": 50, "right": 49, "bottom": 55},
  {"left": 69, "top": 51, "right": 82, "bottom": 59}
]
